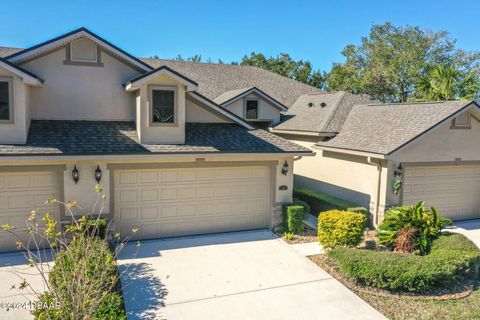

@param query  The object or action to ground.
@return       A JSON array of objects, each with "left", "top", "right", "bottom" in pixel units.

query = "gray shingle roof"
[
  {"left": 316, "top": 101, "right": 477, "bottom": 155},
  {"left": 0, "top": 46, "right": 22, "bottom": 58},
  {"left": 214, "top": 87, "right": 253, "bottom": 104},
  {"left": 141, "top": 59, "right": 323, "bottom": 107},
  {"left": 0, "top": 121, "right": 311, "bottom": 156},
  {"left": 273, "top": 92, "right": 371, "bottom": 133}
]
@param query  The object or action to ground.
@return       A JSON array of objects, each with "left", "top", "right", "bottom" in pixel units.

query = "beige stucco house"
[
  {"left": 0, "top": 27, "right": 318, "bottom": 252},
  {"left": 272, "top": 94, "right": 480, "bottom": 225}
]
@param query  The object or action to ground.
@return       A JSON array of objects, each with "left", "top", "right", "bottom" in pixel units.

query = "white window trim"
[
  {"left": 0, "top": 77, "right": 14, "bottom": 124},
  {"left": 148, "top": 85, "right": 178, "bottom": 127},
  {"left": 245, "top": 98, "right": 259, "bottom": 120},
  {"left": 451, "top": 113, "right": 471, "bottom": 129}
]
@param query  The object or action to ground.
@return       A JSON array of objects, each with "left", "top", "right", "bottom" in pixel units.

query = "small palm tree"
[{"left": 414, "top": 65, "right": 480, "bottom": 101}]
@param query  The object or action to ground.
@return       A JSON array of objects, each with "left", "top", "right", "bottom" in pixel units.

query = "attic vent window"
[
  {"left": 64, "top": 37, "right": 103, "bottom": 67},
  {"left": 451, "top": 112, "right": 471, "bottom": 129},
  {"left": 320, "top": 102, "right": 327, "bottom": 108}
]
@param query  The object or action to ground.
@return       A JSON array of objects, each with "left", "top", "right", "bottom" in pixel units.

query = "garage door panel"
[
  {"left": 115, "top": 166, "right": 270, "bottom": 239},
  {"left": 0, "top": 170, "right": 61, "bottom": 252},
  {"left": 403, "top": 165, "right": 480, "bottom": 220}
]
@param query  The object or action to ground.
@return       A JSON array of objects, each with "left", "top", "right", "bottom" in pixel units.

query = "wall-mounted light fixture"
[
  {"left": 94, "top": 165, "right": 102, "bottom": 183},
  {"left": 394, "top": 163, "right": 403, "bottom": 177},
  {"left": 281, "top": 161, "right": 289, "bottom": 176},
  {"left": 72, "top": 165, "right": 80, "bottom": 184}
]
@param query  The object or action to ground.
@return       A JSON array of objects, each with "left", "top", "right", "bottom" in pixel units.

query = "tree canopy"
[{"left": 325, "top": 23, "right": 480, "bottom": 102}]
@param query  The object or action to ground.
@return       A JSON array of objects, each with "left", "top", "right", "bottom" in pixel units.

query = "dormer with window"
[
  {"left": 125, "top": 66, "right": 198, "bottom": 144},
  {"left": 0, "top": 60, "right": 42, "bottom": 144},
  {"left": 213, "top": 87, "right": 287, "bottom": 129}
]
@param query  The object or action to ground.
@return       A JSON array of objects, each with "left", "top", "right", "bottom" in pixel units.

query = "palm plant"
[
  {"left": 377, "top": 201, "right": 451, "bottom": 255},
  {"left": 414, "top": 64, "right": 480, "bottom": 101}
]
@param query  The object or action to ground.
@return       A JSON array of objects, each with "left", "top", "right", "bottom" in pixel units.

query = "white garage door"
[
  {"left": 403, "top": 165, "right": 480, "bottom": 220},
  {"left": 0, "top": 169, "right": 61, "bottom": 252},
  {"left": 114, "top": 166, "right": 271, "bottom": 239}
]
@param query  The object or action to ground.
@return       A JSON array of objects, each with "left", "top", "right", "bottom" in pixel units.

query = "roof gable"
[
  {"left": 214, "top": 87, "right": 288, "bottom": 111},
  {"left": 316, "top": 101, "right": 480, "bottom": 156},
  {"left": 6, "top": 27, "right": 152, "bottom": 72},
  {"left": 125, "top": 65, "right": 198, "bottom": 92},
  {"left": 0, "top": 57, "right": 42, "bottom": 86}
]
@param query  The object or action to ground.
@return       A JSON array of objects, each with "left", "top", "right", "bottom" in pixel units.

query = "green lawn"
[{"left": 355, "top": 289, "right": 480, "bottom": 320}]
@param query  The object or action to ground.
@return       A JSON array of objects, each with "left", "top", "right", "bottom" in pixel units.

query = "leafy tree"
[
  {"left": 325, "top": 23, "right": 479, "bottom": 102},
  {"left": 239, "top": 52, "right": 326, "bottom": 89}
]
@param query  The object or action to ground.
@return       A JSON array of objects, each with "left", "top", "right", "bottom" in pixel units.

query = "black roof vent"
[
  {"left": 308, "top": 102, "right": 314, "bottom": 107},
  {"left": 320, "top": 102, "right": 327, "bottom": 108}
]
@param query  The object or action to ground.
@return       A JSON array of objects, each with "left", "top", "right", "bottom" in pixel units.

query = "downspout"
[{"left": 367, "top": 157, "right": 382, "bottom": 226}]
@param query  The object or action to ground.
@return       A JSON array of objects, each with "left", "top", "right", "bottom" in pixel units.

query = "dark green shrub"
[
  {"left": 318, "top": 210, "right": 366, "bottom": 248},
  {"left": 376, "top": 201, "right": 452, "bottom": 255},
  {"left": 328, "top": 233, "right": 480, "bottom": 293},
  {"left": 293, "top": 187, "right": 366, "bottom": 217},
  {"left": 33, "top": 237, "right": 126, "bottom": 319},
  {"left": 66, "top": 217, "right": 108, "bottom": 239},
  {"left": 283, "top": 205, "right": 304, "bottom": 234}
]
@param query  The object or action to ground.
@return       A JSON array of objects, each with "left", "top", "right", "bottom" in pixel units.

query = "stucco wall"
[
  {"left": 0, "top": 68, "right": 30, "bottom": 144},
  {"left": 387, "top": 110, "right": 480, "bottom": 207},
  {"left": 21, "top": 46, "right": 141, "bottom": 121},
  {"left": 224, "top": 94, "right": 281, "bottom": 125},
  {"left": 282, "top": 135, "right": 388, "bottom": 222},
  {"left": 185, "top": 97, "right": 231, "bottom": 123}
]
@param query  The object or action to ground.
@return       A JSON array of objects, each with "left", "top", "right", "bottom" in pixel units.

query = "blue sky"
[{"left": 1, "top": 0, "right": 479, "bottom": 72}]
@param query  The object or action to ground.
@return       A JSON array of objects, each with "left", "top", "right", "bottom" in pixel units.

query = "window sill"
[{"left": 63, "top": 60, "right": 104, "bottom": 67}]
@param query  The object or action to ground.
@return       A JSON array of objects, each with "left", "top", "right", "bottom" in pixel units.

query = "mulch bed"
[
  {"left": 309, "top": 253, "right": 476, "bottom": 301},
  {"left": 279, "top": 227, "right": 317, "bottom": 244}
]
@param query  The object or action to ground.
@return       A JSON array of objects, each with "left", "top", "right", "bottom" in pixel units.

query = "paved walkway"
[
  {"left": 118, "top": 230, "right": 386, "bottom": 320},
  {"left": 290, "top": 241, "right": 324, "bottom": 256},
  {"left": 446, "top": 219, "right": 480, "bottom": 248}
]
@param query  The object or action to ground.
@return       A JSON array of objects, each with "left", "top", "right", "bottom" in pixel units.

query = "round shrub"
[
  {"left": 318, "top": 210, "right": 366, "bottom": 248},
  {"left": 328, "top": 233, "right": 480, "bottom": 293}
]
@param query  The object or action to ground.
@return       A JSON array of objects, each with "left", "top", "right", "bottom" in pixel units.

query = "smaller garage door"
[
  {"left": 403, "top": 165, "right": 480, "bottom": 220},
  {"left": 0, "top": 169, "right": 62, "bottom": 252},
  {"left": 114, "top": 166, "right": 272, "bottom": 240}
]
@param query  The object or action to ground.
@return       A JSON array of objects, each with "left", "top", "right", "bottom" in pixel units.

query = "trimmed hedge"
[
  {"left": 293, "top": 187, "right": 366, "bottom": 217},
  {"left": 328, "top": 233, "right": 480, "bottom": 293},
  {"left": 318, "top": 210, "right": 366, "bottom": 248},
  {"left": 33, "top": 237, "right": 126, "bottom": 319},
  {"left": 283, "top": 205, "right": 304, "bottom": 234}
]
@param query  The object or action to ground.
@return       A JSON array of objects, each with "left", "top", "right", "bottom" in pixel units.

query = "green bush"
[
  {"left": 376, "top": 201, "right": 452, "bottom": 255},
  {"left": 283, "top": 198, "right": 310, "bottom": 220},
  {"left": 328, "top": 233, "right": 480, "bottom": 293},
  {"left": 33, "top": 237, "right": 126, "bottom": 319},
  {"left": 66, "top": 217, "right": 108, "bottom": 239},
  {"left": 293, "top": 187, "right": 366, "bottom": 217},
  {"left": 318, "top": 210, "right": 366, "bottom": 248},
  {"left": 283, "top": 205, "right": 304, "bottom": 234}
]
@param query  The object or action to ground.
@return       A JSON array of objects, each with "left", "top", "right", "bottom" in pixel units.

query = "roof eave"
[
  {"left": 0, "top": 59, "right": 43, "bottom": 86},
  {"left": 269, "top": 128, "right": 336, "bottom": 137},
  {"left": 6, "top": 28, "right": 153, "bottom": 72},
  {"left": 125, "top": 66, "right": 198, "bottom": 92},
  {"left": 313, "top": 145, "right": 388, "bottom": 159}
]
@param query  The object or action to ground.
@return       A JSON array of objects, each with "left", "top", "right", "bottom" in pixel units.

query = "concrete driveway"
[
  {"left": 448, "top": 219, "right": 480, "bottom": 248},
  {"left": 0, "top": 251, "right": 50, "bottom": 320},
  {"left": 118, "top": 230, "right": 386, "bottom": 320}
]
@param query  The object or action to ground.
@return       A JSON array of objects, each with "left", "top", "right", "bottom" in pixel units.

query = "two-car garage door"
[
  {"left": 114, "top": 165, "right": 272, "bottom": 240},
  {"left": 402, "top": 165, "right": 480, "bottom": 220}
]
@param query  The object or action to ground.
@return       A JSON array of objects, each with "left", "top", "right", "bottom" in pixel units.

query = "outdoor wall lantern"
[
  {"left": 394, "top": 163, "right": 403, "bottom": 177},
  {"left": 72, "top": 165, "right": 80, "bottom": 184},
  {"left": 281, "top": 161, "right": 289, "bottom": 175},
  {"left": 94, "top": 165, "right": 102, "bottom": 183}
]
